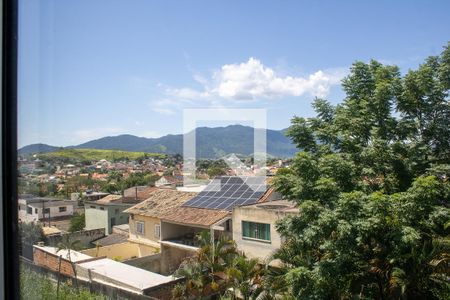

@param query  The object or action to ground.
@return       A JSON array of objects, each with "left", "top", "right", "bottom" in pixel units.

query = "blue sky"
[{"left": 18, "top": 0, "right": 450, "bottom": 147}]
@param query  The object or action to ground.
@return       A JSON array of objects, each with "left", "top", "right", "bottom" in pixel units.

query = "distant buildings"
[
  {"left": 18, "top": 196, "right": 76, "bottom": 223},
  {"left": 84, "top": 194, "right": 137, "bottom": 235},
  {"left": 155, "top": 175, "right": 183, "bottom": 188}
]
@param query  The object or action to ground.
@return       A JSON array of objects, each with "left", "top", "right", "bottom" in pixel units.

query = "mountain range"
[{"left": 18, "top": 125, "right": 298, "bottom": 158}]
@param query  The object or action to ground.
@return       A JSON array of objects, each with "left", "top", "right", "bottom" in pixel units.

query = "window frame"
[
  {"left": 241, "top": 220, "right": 271, "bottom": 243},
  {"left": 58, "top": 206, "right": 67, "bottom": 213},
  {"left": 136, "top": 221, "right": 145, "bottom": 235},
  {"left": 154, "top": 224, "right": 161, "bottom": 238},
  {"left": 2, "top": 1, "right": 20, "bottom": 298}
]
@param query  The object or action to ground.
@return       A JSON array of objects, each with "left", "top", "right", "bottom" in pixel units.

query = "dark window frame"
[{"left": 2, "top": 0, "right": 19, "bottom": 298}]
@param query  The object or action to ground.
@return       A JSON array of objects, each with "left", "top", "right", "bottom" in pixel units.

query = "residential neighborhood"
[{"left": 17, "top": 151, "right": 291, "bottom": 299}]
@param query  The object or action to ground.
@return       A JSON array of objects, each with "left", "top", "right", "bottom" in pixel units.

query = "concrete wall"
[
  {"left": 46, "top": 228, "right": 105, "bottom": 248},
  {"left": 128, "top": 214, "right": 161, "bottom": 246},
  {"left": 85, "top": 204, "right": 109, "bottom": 233},
  {"left": 160, "top": 243, "right": 196, "bottom": 275},
  {"left": 232, "top": 206, "right": 292, "bottom": 263},
  {"left": 82, "top": 242, "right": 158, "bottom": 261},
  {"left": 85, "top": 203, "right": 130, "bottom": 234},
  {"left": 161, "top": 222, "right": 203, "bottom": 241},
  {"left": 123, "top": 253, "right": 162, "bottom": 273}
]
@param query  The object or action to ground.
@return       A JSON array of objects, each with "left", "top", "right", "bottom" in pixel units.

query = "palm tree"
[
  {"left": 224, "top": 255, "right": 262, "bottom": 300},
  {"left": 174, "top": 231, "right": 240, "bottom": 298},
  {"left": 56, "top": 235, "right": 82, "bottom": 292},
  {"left": 172, "top": 259, "right": 205, "bottom": 300}
]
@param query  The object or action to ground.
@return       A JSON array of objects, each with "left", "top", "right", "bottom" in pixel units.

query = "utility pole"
[
  {"left": 48, "top": 206, "right": 51, "bottom": 227},
  {"left": 42, "top": 198, "right": 45, "bottom": 225}
]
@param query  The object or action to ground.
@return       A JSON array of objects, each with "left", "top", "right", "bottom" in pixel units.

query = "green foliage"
[
  {"left": 20, "top": 265, "right": 106, "bottom": 300},
  {"left": 20, "top": 222, "right": 46, "bottom": 246},
  {"left": 207, "top": 166, "right": 227, "bottom": 178},
  {"left": 173, "top": 232, "right": 264, "bottom": 300},
  {"left": 69, "top": 213, "right": 85, "bottom": 233},
  {"left": 38, "top": 148, "right": 165, "bottom": 163},
  {"left": 273, "top": 42, "right": 450, "bottom": 299}
]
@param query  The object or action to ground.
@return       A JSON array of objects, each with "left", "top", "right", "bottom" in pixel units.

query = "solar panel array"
[{"left": 182, "top": 176, "right": 267, "bottom": 211}]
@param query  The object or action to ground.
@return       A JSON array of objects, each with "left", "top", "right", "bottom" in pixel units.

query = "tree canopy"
[{"left": 272, "top": 42, "right": 450, "bottom": 299}]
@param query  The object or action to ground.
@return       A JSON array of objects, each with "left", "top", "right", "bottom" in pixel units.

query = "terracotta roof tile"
[
  {"left": 123, "top": 189, "right": 197, "bottom": 218},
  {"left": 162, "top": 207, "right": 231, "bottom": 227}
]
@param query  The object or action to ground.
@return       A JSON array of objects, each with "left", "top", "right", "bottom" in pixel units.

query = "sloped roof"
[
  {"left": 123, "top": 189, "right": 197, "bottom": 218},
  {"left": 123, "top": 186, "right": 159, "bottom": 201},
  {"left": 162, "top": 207, "right": 230, "bottom": 227},
  {"left": 93, "top": 233, "right": 128, "bottom": 246},
  {"left": 96, "top": 194, "right": 123, "bottom": 204}
]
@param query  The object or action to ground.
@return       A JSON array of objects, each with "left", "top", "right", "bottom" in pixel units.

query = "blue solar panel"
[{"left": 182, "top": 176, "right": 267, "bottom": 211}]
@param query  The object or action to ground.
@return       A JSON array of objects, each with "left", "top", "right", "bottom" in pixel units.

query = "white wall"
[{"left": 232, "top": 206, "right": 293, "bottom": 263}]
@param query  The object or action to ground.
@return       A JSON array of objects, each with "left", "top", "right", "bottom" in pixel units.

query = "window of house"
[
  {"left": 26, "top": 206, "right": 32, "bottom": 214},
  {"left": 136, "top": 221, "right": 145, "bottom": 235},
  {"left": 90, "top": 206, "right": 96, "bottom": 209},
  {"left": 115, "top": 209, "right": 119, "bottom": 214},
  {"left": 58, "top": 207, "right": 67, "bottom": 212},
  {"left": 34, "top": 208, "right": 38, "bottom": 214},
  {"left": 44, "top": 208, "right": 50, "bottom": 214},
  {"left": 100, "top": 207, "right": 104, "bottom": 210},
  {"left": 242, "top": 221, "right": 271, "bottom": 242},
  {"left": 154, "top": 224, "right": 161, "bottom": 238}
]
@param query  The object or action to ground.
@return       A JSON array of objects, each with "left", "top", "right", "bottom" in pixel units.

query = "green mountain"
[{"left": 19, "top": 125, "right": 297, "bottom": 158}]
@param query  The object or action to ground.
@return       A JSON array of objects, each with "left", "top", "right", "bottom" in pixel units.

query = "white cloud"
[
  {"left": 213, "top": 58, "right": 344, "bottom": 99},
  {"left": 150, "top": 58, "right": 347, "bottom": 114}
]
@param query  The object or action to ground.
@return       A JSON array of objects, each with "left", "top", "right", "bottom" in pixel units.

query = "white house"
[{"left": 18, "top": 196, "right": 76, "bottom": 223}]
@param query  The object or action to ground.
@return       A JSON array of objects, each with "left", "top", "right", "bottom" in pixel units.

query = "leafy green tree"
[
  {"left": 69, "top": 213, "right": 85, "bottom": 233},
  {"left": 207, "top": 166, "right": 227, "bottom": 178},
  {"left": 272, "top": 43, "right": 450, "bottom": 299},
  {"left": 19, "top": 222, "right": 46, "bottom": 247},
  {"left": 173, "top": 232, "right": 265, "bottom": 300}
]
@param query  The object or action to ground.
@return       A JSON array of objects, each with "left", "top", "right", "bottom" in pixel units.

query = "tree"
[
  {"left": 69, "top": 213, "right": 85, "bottom": 233},
  {"left": 272, "top": 43, "right": 450, "bottom": 299},
  {"left": 19, "top": 222, "right": 46, "bottom": 258},
  {"left": 173, "top": 231, "right": 264, "bottom": 299},
  {"left": 57, "top": 235, "right": 82, "bottom": 292},
  {"left": 207, "top": 166, "right": 227, "bottom": 178}
]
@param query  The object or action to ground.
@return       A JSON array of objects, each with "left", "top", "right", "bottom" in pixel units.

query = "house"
[
  {"left": 124, "top": 189, "right": 197, "bottom": 249},
  {"left": 155, "top": 175, "right": 183, "bottom": 188},
  {"left": 18, "top": 196, "right": 76, "bottom": 223},
  {"left": 156, "top": 176, "right": 280, "bottom": 274},
  {"left": 84, "top": 194, "right": 139, "bottom": 235},
  {"left": 232, "top": 200, "right": 299, "bottom": 265}
]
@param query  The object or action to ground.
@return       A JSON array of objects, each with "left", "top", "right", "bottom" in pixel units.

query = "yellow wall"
[
  {"left": 128, "top": 214, "right": 161, "bottom": 247},
  {"left": 81, "top": 242, "right": 158, "bottom": 261}
]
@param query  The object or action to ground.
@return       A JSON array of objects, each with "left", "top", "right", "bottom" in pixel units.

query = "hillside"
[
  {"left": 37, "top": 149, "right": 166, "bottom": 162},
  {"left": 18, "top": 143, "right": 60, "bottom": 155},
  {"left": 19, "top": 125, "right": 298, "bottom": 158}
]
